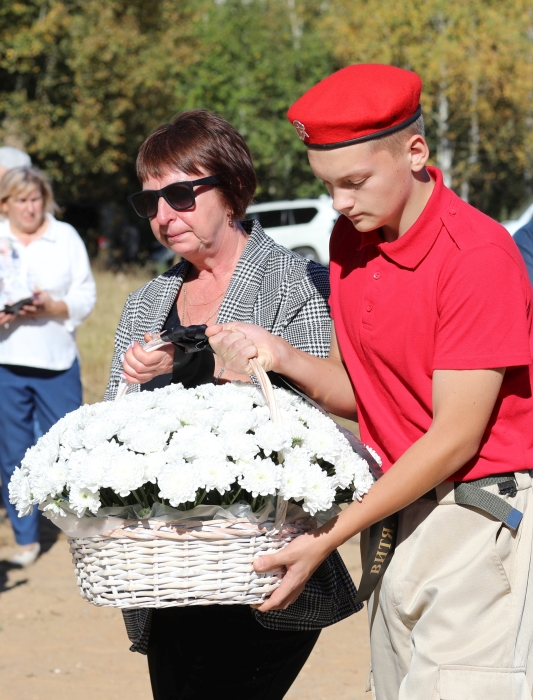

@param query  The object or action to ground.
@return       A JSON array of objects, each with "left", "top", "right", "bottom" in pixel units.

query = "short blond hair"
[
  {"left": 369, "top": 114, "right": 426, "bottom": 157},
  {"left": 0, "top": 166, "right": 58, "bottom": 215}
]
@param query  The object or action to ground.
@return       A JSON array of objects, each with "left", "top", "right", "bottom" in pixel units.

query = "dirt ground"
[{"left": 0, "top": 513, "right": 370, "bottom": 700}]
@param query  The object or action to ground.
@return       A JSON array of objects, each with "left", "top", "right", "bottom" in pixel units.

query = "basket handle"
[{"left": 249, "top": 359, "right": 288, "bottom": 533}]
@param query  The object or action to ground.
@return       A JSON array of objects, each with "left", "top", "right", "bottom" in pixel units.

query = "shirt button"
[
  {"left": 449, "top": 208, "right": 456, "bottom": 215},
  {"left": 373, "top": 272, "right": 381, "bottom": 280},
  {"left": 366, "top": 304, "right": 373, "bottom": 312}
]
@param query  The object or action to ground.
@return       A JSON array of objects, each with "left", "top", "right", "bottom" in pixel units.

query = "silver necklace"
[{"left": 182, "top": 281, "right": 223, "bottom": 325}]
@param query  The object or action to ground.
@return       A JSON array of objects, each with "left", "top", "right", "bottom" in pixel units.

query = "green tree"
[
  {"left": 323, "top": 0, "right": 533, "bottom": 218},
  {"left": 0, "top": 0, "right": 338, "bottom": 209}
]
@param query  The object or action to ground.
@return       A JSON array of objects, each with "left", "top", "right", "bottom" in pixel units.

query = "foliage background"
[{"left": 1, "top": 0, "right": 533, "bottom": 247}]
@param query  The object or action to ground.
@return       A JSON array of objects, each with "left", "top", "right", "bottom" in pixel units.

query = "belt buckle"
[{"left": 498, "top": 478, "right": 517, "bottom": 499}]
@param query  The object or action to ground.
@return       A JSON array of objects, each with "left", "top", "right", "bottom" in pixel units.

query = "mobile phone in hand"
[{"left": 2, "top": 297, "right": 34, "bottom": 314}]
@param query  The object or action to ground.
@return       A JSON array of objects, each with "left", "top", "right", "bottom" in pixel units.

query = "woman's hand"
[
  {"left": 18, "top": 291, "right": 68, "bottom": 319},
  {"left": 121, "top": 333, "right": 174, "bottom": 384},
  {"left": 0, "top": 311, "right": 16, "bottom": 327},
  {"left": 206, "top": 323, "right": 292, "bottom": 376}
]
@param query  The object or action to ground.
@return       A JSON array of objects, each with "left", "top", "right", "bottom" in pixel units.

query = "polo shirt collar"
[{"left": 358, "top": 167, "right": 453, "bottom": 269}]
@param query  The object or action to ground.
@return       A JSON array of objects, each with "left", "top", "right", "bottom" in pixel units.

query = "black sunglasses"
[{"left": 127, "top": 176, "right": 221, "bottom": 219}]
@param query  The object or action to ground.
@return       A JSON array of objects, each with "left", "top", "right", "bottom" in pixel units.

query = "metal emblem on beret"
[{"left": 293, "top": 120, "right": 309, "bottom": 141}]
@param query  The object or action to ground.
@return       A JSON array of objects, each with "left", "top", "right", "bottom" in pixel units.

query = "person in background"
[
  {"left": 0, "top": 167, "right": 96, "bottom": 566},
  {"left": 0, "top": 147, "right": 31, "bottom": 180},
  {"left": 514, "top": 220, "right": 533, "bottom": 286}
]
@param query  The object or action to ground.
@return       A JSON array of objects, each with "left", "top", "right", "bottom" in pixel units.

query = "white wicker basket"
[
  {"left": 68, "top": 515, "right": 313, "bottom": 608},
  {"left": 69, "top": 360, "right": 315, "bottom": 609}
]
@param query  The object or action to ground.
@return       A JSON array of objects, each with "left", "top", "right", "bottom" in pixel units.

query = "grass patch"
[{"left": 77, "top": 268, "right": 151, "bottom": 404}]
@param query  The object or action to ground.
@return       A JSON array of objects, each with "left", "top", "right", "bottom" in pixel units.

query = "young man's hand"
[{"left": 252, "top": 528, "right": 334, "bottom": 612}]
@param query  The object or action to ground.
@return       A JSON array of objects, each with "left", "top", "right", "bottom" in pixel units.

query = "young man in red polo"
[{"left": 207, "top": 64, "right": 533, "bottom": 699}]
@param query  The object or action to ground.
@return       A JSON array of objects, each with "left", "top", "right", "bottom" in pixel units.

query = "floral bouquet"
[{"left": 9, "top": 381, "right": 377, "bottom": 608}]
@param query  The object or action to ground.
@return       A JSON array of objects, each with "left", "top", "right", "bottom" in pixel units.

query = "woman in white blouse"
[{"left": 0, "top": 167, "right": 96, "bottom": 566}]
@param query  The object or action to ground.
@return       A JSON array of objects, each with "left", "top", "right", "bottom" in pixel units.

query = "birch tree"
[{"left": 324, "top": 0, "right": 533, "bottom": 217}]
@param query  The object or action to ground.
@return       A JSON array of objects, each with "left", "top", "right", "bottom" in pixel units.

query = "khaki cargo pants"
[{"left": 366, "top": 471, "right": 533, "bottom": 700}]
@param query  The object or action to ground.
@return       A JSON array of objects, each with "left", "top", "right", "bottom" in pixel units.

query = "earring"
[{"left": 228, "top": 215, "right": 234, "bottom": 227}]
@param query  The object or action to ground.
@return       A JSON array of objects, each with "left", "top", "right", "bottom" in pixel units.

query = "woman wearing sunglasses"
[{"left": 105, "top": 110, "right": 358, "bottom": 699}]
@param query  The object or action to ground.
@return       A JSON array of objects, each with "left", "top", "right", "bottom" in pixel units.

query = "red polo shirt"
[{"left": 329, "top": 167, "right": 533, "bottom": 481}]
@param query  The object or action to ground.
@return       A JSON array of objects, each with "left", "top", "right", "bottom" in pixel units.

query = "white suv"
[
  {"left": 501, "top": 198, "right": 533, "bottom": 235},
  {"left": 246, "top": 195, "right": 339, "bottom": 264}
]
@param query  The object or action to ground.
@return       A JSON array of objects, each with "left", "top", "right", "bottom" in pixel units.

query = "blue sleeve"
[{"left": 514, "top": 222, "right": 533, "bottom": 286}]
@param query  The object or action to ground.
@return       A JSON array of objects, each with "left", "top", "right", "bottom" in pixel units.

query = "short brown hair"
[
  {"left": 136, "top": 110, "right": 258, "bottom": 220},
  {"left": 0, "top": 166, "right": 58, "bottom": 215},
  {"left": 369, "top": 114, "right": 426, "bottom": 157}
]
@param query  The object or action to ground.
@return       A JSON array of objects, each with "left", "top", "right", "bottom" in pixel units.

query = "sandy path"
[{"left": 0, "top": 516, "right": 369, "bottom": 700}]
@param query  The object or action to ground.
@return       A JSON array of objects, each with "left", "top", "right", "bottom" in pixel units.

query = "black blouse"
[{"left": 141, "top": 298, "right": 215, "bottom": 392}]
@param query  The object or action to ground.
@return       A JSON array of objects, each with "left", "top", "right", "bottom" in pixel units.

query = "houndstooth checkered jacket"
[{"left": 104, "top": 220, "right": 362, "bottom": 654}]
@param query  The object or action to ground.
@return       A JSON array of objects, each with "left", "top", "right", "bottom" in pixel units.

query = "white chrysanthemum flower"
[
  {"left": 251, "top": 405, "right": 270, "bottom": 427},
  {"left": 27, "top": 462, "right": 59, "bottom": 504},
  {"left": 42, "top": 499, "right": 67, "bottom": 517},
  {"left": 352, "top": 451, "right": 375, "bottom": 501},
  {"left": 124, "top": 389, "right": 159, "bottom": 411},
  {"left": 42, "top": 458, "right": 69, "bottom": 498},
  {"left": 166, "top": 426, "right": 209, "bottom": 461},
  {"left": 215, "top": 385, "right": 257, "bottom": 412},
  {"left": 195, "top": 458, "right": 235, "bottom": 494},
  {"left": 272, "top": 388, "right": 302, "bottom": 411},
  {"left": 8, "top": 468, "right": 33, "bottom": 516},
  {"left": 283, "top": 418, "right": 309, "bottom": 447},
  {"left": 145, "top": 408, "right": 181, "bottom": 434},
  {"left": 62, "top": 424, "right": 85, "bottom": 451},
  {"left": 194, "top": 383, "right": 217, "bottom": 400},
  {"left": 67, "top": 448, "right": 105, "bottom": 494},
  {"left": 238, "top": 456, "right": 281, "bottom": 497},
  {"left": 279, "top": 464, "right": 307, "bottom": 502},
  {"left": 118, "top": 420, "right": 169, "bottom": 454},
  {"left": 58, "top": 444, "right": 73, "bottom": 459},
  {"left": 223, "top": 432, "right": 260, "bottom": 462},
  {"left": 365, "top": 445, "right": 383, "bottom": 466},
  {"left": 81, "top": 415, "right": 123, "bottom": 450},
  {"left": 253, "top": 422, "right": 291, "bottom": 455},
  {"left": 153, "top": 392, "right": 191, "bottom": 417},
  {"left": 143, "top": 452, "right": 165, "bottom": 483},
  {"left": 282, "top": 447, "right": 313, "bottom": 470},
  {"left": 157, "top": 461, "right": 199, "bottom": 506},
  {"left": 167, "top": 429, "right": 226, "bottom": 462},
  {"left": 217, "top": 409, "right": 258, "bottom": 435},
  {"left": 186, "top": 407, "right": 224, "bottom": 429},
  {"left": 301, "top": 463, "right": 336, "bottom": 515},
  {"left": 101, "top": 442, "right": 146, "bottom": 496},
  {"left": 69, "top": 486, "right": 101, "bottom": 517},
  {"left": 332, "top": 448, "right": 362, "bottom": 489},
  {"left": 198, "top": 432, "right": 227, "bottom": 460},
  {"left": 302, "top": 428, "right": 341, "bottom": 464}
]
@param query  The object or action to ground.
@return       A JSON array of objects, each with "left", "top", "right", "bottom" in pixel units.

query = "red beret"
[{"left": 287, "top": 64, "right": 422, "bottom": 149}]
